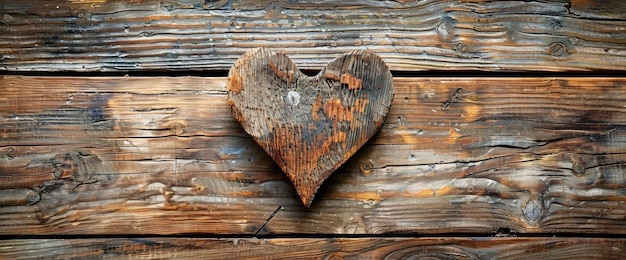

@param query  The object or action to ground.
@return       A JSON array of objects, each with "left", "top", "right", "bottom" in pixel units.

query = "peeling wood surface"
[
  {"left": 1, "top": 237, "right": 625, "bottom": 259},
  {"left": 1, "top": 0, "right": 626, "bottom": 72},
  {"left": 1, "top": 76, "right": 624, "bottom": 236}
]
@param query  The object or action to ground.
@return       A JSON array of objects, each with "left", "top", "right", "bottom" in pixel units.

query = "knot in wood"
[
  {"left": 523, "top": 198, "right": 543, "bottom": 223},
  {"left": 572, "top": 160, "right": 586, "bottom": 176},
  {"left": 52, "top": 168, "right": 64, "bottom": 179},
  {"left": 169, "top": 122, "right": 185, "bottom": 135},
  {"left": 548, "top": 42, "right": 568, "bottom": 57},
  {"left": 2, "top": 13, "right": 13, "bottom": 24},
  {"left": 455, "top": 42, "right": 468, "bottom": 54},
  {"left": 25, "top": 190, "right": 41, "bottom": 205},
  {"left": 436, "top": 17, "right": 455, "bottom": 41},
  {"left": 359, "top": 159, "right": 375, "bottom": 176}
]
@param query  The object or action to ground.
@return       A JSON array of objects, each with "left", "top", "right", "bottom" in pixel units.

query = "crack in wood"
[{"left": 253, "top": 205, "right": 283, "bottom": 237}]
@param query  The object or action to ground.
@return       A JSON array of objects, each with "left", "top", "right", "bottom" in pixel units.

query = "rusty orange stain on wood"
[
  {"left": 322, "top": 131, "right": 347, "bottom": 151},
  {"left": 354, "top": 98, "right": 369, "bottom": 113},
  {"left": 266, "top": 124, "right": 346, "bottom": 204},
  {"left": 341, "top": 73, "right": 363, "bottom": 90},
  {"left": 463, "top": 104, "right": 481, "bottom": 122},
  {"left": 312, "top": 94, "right": 323, "bottom": 121},
  {"left": 270, "top": 60, "right": 294, "bottom": 83},
  {"left": 227, "top": 73, "right": 243, "bottom": 93},
  {"left": 445, "top": 128, "right": 462, "bottom": 145},
  {"left": 334, "top": 191, "right": 384, "bottom": 201},
  {"left": 323, "top": 98, "right": 369, "bottom": 122},
  {"left": 400, "top": 130, "right": 420, "bottom": 145},
  {"left": 323, "top": 98, "right": 346, "bottom": 121},
  {"left": 323, "top": 72, "right": 341, "bottom": 81},
  {"left": 227, "top": 99, "right": 246, "bottom": 125}
]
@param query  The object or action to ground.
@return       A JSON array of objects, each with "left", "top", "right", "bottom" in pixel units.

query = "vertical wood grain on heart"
[{"left": 227, "top": 48, "right": 393, "bottom": 207}]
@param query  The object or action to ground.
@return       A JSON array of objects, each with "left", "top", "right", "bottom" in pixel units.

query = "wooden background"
[{"left": 1, "top": 0, "right": 625, "bottom": 259}]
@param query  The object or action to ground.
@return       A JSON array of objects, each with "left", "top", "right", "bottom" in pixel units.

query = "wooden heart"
[{"left": 227, "top": 48, "right": 393, "bottom": 207}]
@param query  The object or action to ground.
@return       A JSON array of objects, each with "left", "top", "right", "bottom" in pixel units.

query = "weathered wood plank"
[
  {"left": 1, "top": 0, "right": 625, "bottom": 72},
  {"left": 0, "top": 76, "right": 624, "bottom": 236},
  {"left": 0, "top": 237, "right": 624, "bottom": 259}
]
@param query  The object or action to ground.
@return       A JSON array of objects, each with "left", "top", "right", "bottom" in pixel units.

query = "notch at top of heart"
[{"left": 227, "top": 48, "right": 394, "bottom": 207}]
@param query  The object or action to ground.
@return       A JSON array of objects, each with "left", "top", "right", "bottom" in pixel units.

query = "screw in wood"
[
  {"left": 359, "top": 159, "right": 375, "bottom": 176},
  {"left": 548, "top": 42, "right": 567, "bottom": 57}
]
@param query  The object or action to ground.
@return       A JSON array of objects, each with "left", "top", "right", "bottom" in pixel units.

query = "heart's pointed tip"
[
  {"left": 301, "top": 197, "right": 313, "bottom": 208},
  {"left": 294, "top": 184, "right": 319, "bottom": 208}
]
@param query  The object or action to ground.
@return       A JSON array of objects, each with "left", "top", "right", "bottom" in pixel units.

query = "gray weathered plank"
[
  {"left": 0, "top": 76, "right": 624, "bottom": 235},
  {"left": 0, "top": 0, "right": 625, "bottom": 72},
  {"left": 0, "top": 237, "right": 624, "bottom": 259}
]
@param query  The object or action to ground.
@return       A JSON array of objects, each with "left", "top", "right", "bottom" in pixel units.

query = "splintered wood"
[
  {"left": 227, "top": 48, "right": 393, "bottom": 207},
  {"left": 0, "top": 76, "right": 623, "bottom": 236}
]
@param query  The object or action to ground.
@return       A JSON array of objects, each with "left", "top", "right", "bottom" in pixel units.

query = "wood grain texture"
[
  {"left": 227, "top": 48, "right": 393, "bottom": 207},
  {"left": 0, "top": 237, "right": 624, "bottom": 259},
  {"left": 0, "top": 76, "right": 624, "bottom": 236},
  {"left": 1, "top": 0, "right": 625, "bottom": 72}
]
